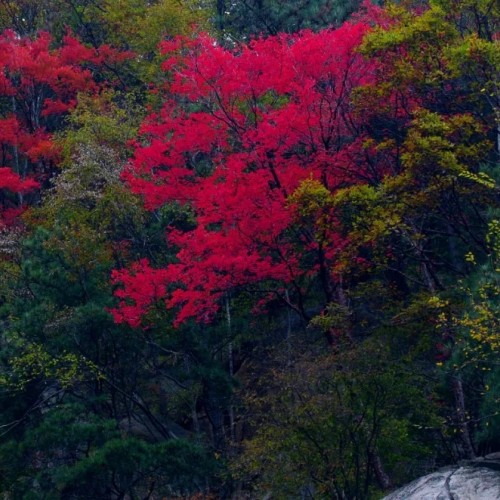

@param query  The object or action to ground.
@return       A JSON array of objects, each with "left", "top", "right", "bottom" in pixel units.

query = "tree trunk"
[{"left": 452, "top": 376, "right": 476, "bottom": 459}]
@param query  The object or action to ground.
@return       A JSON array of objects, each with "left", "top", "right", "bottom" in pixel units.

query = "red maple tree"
[{"left": 111, "top": 15, "right": 386, "bottom": 328}]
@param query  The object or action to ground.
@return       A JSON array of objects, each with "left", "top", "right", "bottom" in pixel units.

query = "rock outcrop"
[{"left": 383, "top": 453, "right": 500, "bottom": 500}]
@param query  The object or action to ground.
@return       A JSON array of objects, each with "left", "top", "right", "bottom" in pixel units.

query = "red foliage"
[
  {"left": 0, "top": 168, "right": 39, "bottom": 192},
  {"left": 112, "top": 20, "right": 383, "bottom": 327},
  {"left": 0, "top": 30, "right": 130, "bottom": 226}
]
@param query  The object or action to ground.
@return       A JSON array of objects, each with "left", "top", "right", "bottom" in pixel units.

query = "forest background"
[{"left": 0, "top": 0, "right": 498, "bottom": 498}]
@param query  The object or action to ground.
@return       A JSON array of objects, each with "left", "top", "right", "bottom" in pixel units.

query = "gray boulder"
[{"left": 383, "top": 454, "right": 500, "bottom": 500}]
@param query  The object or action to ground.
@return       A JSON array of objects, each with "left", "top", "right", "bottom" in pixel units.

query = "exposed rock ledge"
[{"left": 383, "top": 453, "right": 500, "bottom": 500}]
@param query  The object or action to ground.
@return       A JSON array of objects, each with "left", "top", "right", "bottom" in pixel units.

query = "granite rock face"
[{"left": 383, "top": 454, "right": 500, "bottom": 500}]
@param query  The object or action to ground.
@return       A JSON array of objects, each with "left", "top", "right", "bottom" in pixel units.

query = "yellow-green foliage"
[
  {"left": 361, "top": 0, "right": 498, "bottom": 123},
  {"left": 334, "top": 183, "right": 402, "bottom": 242},
  {"left": 58, "top": 91, "right": 143, "bottom": 167},
  {"left": 287, "top": 177, "right": 334, "bottom": 246},
  {"left": 87, "top": 0, "right": 209, "bottom": 53},
  {"left": 288, "top": 177, "right": 333, "bottom": 217},
  {"left": 461, "top": 220, "right": 500, "bottom": 351},
  {"left": 361, "top": 3, "right": 457, "bottom": 85},
  {"left": 433, "top": 219, "right": 500, "bottom": 361},
  {"left": 402, "top": 110, "right": 490, "bottom": 180},
  {"left": 5, "top": 342, "right": 100, "bottom": 390}
]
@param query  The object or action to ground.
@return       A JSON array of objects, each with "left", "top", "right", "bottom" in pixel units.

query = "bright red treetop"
[{"left": 112, "top": 19, "right": 382, "bottom": 327}]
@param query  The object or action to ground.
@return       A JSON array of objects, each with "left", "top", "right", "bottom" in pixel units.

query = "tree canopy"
[{"left": 0, "top": 0, "right": 498, "bottom": 497}]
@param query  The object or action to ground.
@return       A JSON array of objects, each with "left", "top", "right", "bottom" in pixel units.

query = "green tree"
[
  {"left": 236, "top": 336, "right": 440, "bottom": 498},
  {"left": 0, "top": 93, "right": 224, "bottom": 498},
  {"left": 214, "top": 0, "right": 369, "bottom": 38}
]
